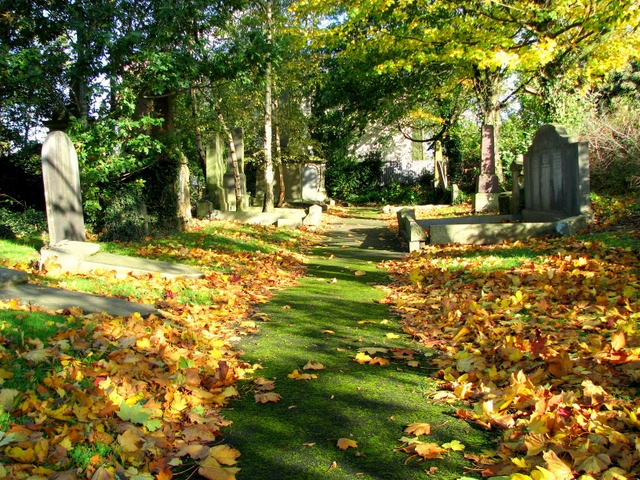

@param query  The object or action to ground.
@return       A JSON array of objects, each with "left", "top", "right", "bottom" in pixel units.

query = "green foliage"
[
  {"left": 69, "top": 443, "right": 113, "bottom": 470},
  {"left": 443, "top": 120, "right": 480, "bottom": 193},
  {"left": 99, "top": 183, "right": 147, "bottom": 243},
  {"left": 69, "top": 113, "right": 164, "bottom": 227},
  {"left": 0, "top": 207, "right": 46, "bottom": 238},
  {"left": 326, "top": 151, "right": 383, "bottom": 201}
]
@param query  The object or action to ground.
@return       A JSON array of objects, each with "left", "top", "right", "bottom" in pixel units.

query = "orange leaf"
[
  {"left": 369, "top": 357, "right": 390, "bottom": 366},
  {"left": 414, "top": 443, "right": 446, "bottom": 459},
  {"left": 337, "top": 438, "right": 358, "bottom": 450}
]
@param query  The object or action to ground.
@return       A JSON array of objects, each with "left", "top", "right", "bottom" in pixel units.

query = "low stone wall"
[
  {"left": 397, "top": 208, "right": 590, "bottom": 249},
  {"left": 396, "top": 208, "right": 427, "bottom": 252}
]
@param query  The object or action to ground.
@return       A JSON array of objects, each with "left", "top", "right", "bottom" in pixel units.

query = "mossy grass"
[{"left": 222, "top": 218, "right": 493, "bottom": 479}]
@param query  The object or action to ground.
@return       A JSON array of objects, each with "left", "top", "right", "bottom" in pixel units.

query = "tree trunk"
[
  {"left": 216, "top": 109, "right": 243, "bottom": 211},
  {"left": 274, "top": 98, "right": 286, "bottom": 207},
  {"left": 263, "top": 0, "right": 275, "bottom": 213},
  {"left": 473, "top": 68, "right": 504, "bottom": 185},
  {"left": 191, "top": 88, "right": 207, "bottom": 176}
]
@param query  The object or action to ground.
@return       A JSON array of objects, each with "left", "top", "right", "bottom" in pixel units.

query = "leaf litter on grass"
[
  {"left": 0, "top": 219, "right": 319, "bottom": 479},
  {"left": 381, "top": 234, "right": 640, "bottom": 479}
]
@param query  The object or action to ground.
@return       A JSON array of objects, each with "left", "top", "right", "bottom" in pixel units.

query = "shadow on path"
[{"left": 221, "top": 216, "right": 490, "bottom": 479}]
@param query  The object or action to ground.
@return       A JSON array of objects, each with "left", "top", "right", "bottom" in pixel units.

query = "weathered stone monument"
[
  {"left": 523, "top": 124, "right": 591, "bottom": 221},
  {"left": 256, "top": 161, "right": 327, "bottom": 205},
  {"left": 41, "top": 131, "right": 86, "bottom": 245},
  {"left": 510, "top": 154, "right": 524, "bottom": 214},
  {"left": 200, "top": 129, "right": 250, "bottom": 214},
  {"left": 474, "top": 124, "right": 500, "bottom": 213},
  {"left": 433, "top": 141, "right": 449, "bottom": 191}
]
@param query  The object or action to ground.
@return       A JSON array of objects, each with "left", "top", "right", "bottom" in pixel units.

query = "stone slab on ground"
[
  {"left": 214, "top": 207, "right": 306, "bottom": 228},
  {"left": 0, "top": 268, "right": 28, "bottom": 288},
  {"left": 0, "top": 283, "right": 157, "bottom": 317},
  {"left": 82, "top": 252, "right": 204, "bottom": 279},
  {"left": 40, "top": 241, "right": 204, "bottom": 279},
  {"left": 430, "top": 221, "right": 557, "bottom": 245}
]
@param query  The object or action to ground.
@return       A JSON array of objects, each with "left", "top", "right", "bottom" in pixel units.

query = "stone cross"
[{"left": 41, "top": 131, "right": 86, "bottom": 245}]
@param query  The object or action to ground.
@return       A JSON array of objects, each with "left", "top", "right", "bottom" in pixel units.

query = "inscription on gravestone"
[{"left": 41, "top": 131, "right": 86, "bottom": 245}]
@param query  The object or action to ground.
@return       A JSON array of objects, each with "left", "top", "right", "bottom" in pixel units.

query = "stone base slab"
[
  {"left": 474, "top": 192, "right": 500, "bottom": 213},
  {"left": 40, "top": 241, "right": 204, "bottom": 279}
]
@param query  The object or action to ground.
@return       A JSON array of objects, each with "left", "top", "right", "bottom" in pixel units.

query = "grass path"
[{"left": 222, "top": 215, "right": 492, "bottom": 479}]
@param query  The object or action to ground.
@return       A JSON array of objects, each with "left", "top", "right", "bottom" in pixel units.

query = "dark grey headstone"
[
  {"left": 523, "top": 125, "right": 590, "bottom": 222},
  {"left": 41, "top": 131, "right": 86, "bottom": 245}
]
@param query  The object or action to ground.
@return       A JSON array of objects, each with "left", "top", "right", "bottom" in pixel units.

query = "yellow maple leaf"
[
  {"left": 198, "top": 465, "right": 240, "bottom": 480},
  {"left": 208, "top": 445, "right": 241, "bottom": 466},
  {"left": 6, "top": 446, "right": 35, "bottom": 463},
  {"left": 118, "top": 428, "right": 142, "bottom": 453},
  {"left": 404, "top": 422, "right": 431, "bottom": 436},
  {"left": 354, "top": 352, "right": 372, "bottom": 364},
  {"left": 611, "top": 330, "right": 626, "bottom": 351},
  {"left": 337, "top": 438, "right": 358, "bottom": 450},
  {"left": 287, "top": 369, "right": 317, "bottom": 380},
  {"left": 0, "top": 388, "right": 19, "bottom": 412}
]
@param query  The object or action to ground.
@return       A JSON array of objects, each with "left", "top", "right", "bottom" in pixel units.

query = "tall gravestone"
[
  {"left": 523, "top": 125, "right": 590, "bottom": 222},
  {"left": 203, "top": 134, "right": 226, "bottom": 213},
  {"left": 41, "top": 131, "right": 86, "bottom": 245},
  {"left": 474, "top": 124, "right": 500, "bottom": 213}
]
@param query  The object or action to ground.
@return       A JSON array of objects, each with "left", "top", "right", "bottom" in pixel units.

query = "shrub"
[
  {"left": 0, "top": 207, "right": 46, "bottom": 237},
  {"left": 578, "top": 102, "right": 640, "bottom": 194},
  {"left": 98, "top": 185, "right": 147, "bottom": 242}
]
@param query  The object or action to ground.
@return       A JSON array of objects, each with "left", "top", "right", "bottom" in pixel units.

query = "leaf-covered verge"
[
  {"left": 380, "top": 200, "right": 640, "bottom": 479},
  {"left": 0, "top": 219, "right": 319, "bottom": 479}
]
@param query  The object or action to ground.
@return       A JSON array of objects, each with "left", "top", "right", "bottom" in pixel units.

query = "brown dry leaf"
[
  {"left": 117, "top": 428, "right": 142, "bottom": 453},
  {"left": 542, "top": 450, "right": 573, "bottom": 480},
  {"left": 322, "top": 329, "right": 335, "bottom": 335},
  {"left": 354, "top": 271, "right": 366, "bottom": 276},
  {"left": 337, "top": 438, "right": 358, "bottom": 450},
  {"left": 255, "top": 392, "right": 282, "bottom": 403},
  {"left": 303, "top": 362, "right": 325, "bottom": 370}
]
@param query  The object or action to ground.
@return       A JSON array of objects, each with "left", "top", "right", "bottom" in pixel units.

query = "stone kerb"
[
  {"left": 397, "top": 208, "right": 427, "bottom": 252},
  {"left": 522, "top": 124, "right": 591, "bottom": 222}
]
